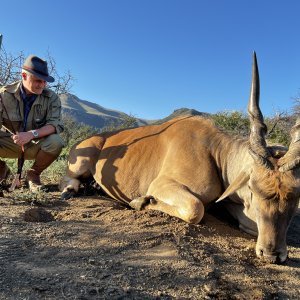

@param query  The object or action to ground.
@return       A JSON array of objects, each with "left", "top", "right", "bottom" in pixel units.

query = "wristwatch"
[{"left": 31, "top": 130, "right": 39, "bottom": 138}]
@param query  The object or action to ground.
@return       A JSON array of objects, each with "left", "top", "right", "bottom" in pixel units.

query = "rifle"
[
  {"left": 9, "top": 154, "right": 24, "bottom": 191},
  {"left": 2, "top": 125, "right": 24, "bottom": 192}
]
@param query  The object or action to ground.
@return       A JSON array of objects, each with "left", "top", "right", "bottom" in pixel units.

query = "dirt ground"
[{"left": 0, "top": 187, "right": 299, "bottom": 300}]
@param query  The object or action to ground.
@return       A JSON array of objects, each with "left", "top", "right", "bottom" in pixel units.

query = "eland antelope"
[{"left": 60, "top": 53, "right": 300, "bottom": 264}]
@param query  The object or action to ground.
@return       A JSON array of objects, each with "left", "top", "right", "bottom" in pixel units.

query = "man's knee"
[
  {"left": 0, "top": 136, "right": 22, "bottom": 158},
  {"left": 40, "top": 134, "right": 64, "bottom": 156}
]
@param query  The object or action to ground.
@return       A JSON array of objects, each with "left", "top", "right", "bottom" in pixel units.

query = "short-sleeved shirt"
[{"left": 0, "top": 81, "right": 64, "bottom": 136}]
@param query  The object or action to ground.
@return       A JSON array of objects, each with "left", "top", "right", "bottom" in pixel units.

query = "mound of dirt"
[
  {"left": 24, "top": 207, "right": 54, "bottom": 222},
  {"left": 0, "top": 194, "right": 299, "bottom": 299}
]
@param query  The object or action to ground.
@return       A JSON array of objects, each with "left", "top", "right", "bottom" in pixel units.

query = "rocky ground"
[{"left": 0, "top": 187, "right": 299, "bottom": 300}]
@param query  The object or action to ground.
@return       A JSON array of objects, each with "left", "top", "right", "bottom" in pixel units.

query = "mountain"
[
  {"left": 154, "top": 108, "right": 209, "bottom": 124},
  {"left": 59, "top": 93, "right": 150, "bottom": 129},
  {"left": 60, "top": 93, "right": 207, "bottom": 129}
]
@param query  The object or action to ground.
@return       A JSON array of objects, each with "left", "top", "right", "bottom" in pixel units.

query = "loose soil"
[{"left": 0, "top": 187, "right": 299, "bottom": 300}]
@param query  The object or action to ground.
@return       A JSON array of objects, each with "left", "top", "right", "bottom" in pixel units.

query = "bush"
[
  {"left": 210, "top": 110, "right": 294, "bottom": 146},
  {"left": 265, "top": 113, "right": 294, "bottom": 147},
  {"left": 210, "top": 111, "right": 250, "bottom": 137},
  {"left": 59, "top": 113, "right": 99, "bottom": 159}
]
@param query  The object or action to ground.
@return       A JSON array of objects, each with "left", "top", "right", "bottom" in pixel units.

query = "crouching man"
[{"left": 0, "top": 55, "right": 64, "bottom": 191}]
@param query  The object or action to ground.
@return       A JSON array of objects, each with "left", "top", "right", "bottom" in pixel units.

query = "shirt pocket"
[
  {"left": 3, "top": 97, "right": 23, "bottom": 121},
  {"left": 33, "top": 104, "right": 47, "bottom": 128}
]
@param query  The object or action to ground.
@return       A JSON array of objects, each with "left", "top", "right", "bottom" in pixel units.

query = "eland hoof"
[{"left": 130, "top": 196, "right": 154, "bottom": 211}]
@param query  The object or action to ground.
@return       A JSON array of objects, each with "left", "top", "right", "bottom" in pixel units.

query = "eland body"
[{"left": 60, "top": 53, "right": 300, "bottom": 263}]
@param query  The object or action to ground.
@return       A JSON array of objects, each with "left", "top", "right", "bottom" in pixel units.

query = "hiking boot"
[
  {"left": 26, "top": 150, "right": 58, "bottom": 192},
  {"left": 27, "top": 169, "right": 43, "bottom": 192}
]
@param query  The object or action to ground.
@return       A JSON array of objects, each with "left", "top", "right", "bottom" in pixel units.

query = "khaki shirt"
[{"left": 0, "top": 81, "right": 64, "bottom": 136}]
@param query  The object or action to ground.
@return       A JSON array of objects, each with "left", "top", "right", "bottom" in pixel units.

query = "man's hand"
[
  {"left": 11, "top": 125, "right": 55, "bottom": 150},
  {"left": 12, "top": 132, "right": 33, "bottom": 147}
]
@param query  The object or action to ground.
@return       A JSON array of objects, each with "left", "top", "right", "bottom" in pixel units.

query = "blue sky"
[{"left": 1, "top": 0, "right": 300, "bottom": 120}]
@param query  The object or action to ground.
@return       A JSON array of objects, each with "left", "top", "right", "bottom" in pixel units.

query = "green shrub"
[
  {"left": 210, "top": 111, "right": 250, "bottom": 137},
  {"left": 210, "top": 110, "right": 294, "bottom": 147},
  {"left": 265, "top": 115, "right": 292, "bottom": 147},
  {"left": 9, "top": 188, "right": 55, "bottom": 205}
]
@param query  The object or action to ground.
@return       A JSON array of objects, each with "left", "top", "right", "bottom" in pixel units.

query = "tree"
[
  {"left": 265, "top": 112, "right": 294, "bottom": 146},
  {"left": 101, "top": 114, "right": 138, "bottom": 132},
  {"left": 0, "top": 36, "right": 74, "bottom": 94},
  {"left": 60, "top": 113, "right": 139, "bottom": 160},
  {"left": 211, "top": 110, "right": 250, "bottom": 137},
  {"left": 45, "top": 50, "right": 74, "bottom": 94},
  {"left": 0, "top": 47, "right": 24, "bottom": 86},
  {"left": 210, "top": 110, "right": 293, "bottom": 146},
  {"left": 59, "top": 113, "right": 98, "bottom": 158},
  {"left": 292, "top": 90, "right": 300, "bottom": 116}
]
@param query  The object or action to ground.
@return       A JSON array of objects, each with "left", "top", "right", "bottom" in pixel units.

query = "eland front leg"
[{"left": 130, "top": 176, "right": 205, "bottom": 224}]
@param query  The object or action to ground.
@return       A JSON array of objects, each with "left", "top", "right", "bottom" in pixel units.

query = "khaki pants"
[{"left": 0, "top": 134, "right": 64, "bottom": 160}]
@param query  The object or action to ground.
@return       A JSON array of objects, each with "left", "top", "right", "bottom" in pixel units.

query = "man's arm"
[{"left": 12, "top": 124, "right": 56, "bottom": 147}]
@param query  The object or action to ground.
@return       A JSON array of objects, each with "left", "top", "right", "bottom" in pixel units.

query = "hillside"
[
  {"left": 60, "top": 94, "right": 208, "bottom": 129},
  {"left": 153, "top": 107, "right": 209, "bottom": 124},
  {"left": 59, "top": 93, "right": 150, "bottom": 129}
]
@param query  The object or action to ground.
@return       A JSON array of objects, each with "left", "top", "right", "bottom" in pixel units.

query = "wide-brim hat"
[{"left": 22, "top": 55, "right": 55, "bottom": 83}]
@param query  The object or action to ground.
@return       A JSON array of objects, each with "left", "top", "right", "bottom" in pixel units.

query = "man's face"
[{"left": 22, "top": 72, "right": 47, "bottom": 95}]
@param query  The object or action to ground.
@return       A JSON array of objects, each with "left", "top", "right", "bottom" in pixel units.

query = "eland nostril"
[
  {"left": 256, "top": 245, "right": 288, "bottom": 264},
  {"left": 61, "top": 190, "right": 75, "bottom": 200},
  {"left": 256, "top": 247, "right": 264, "bottom": 258}
]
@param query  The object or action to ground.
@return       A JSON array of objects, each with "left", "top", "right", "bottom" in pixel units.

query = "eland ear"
[{"left": 216, "top": 172, "right": 250, "bottom": 203}]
